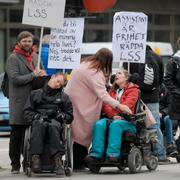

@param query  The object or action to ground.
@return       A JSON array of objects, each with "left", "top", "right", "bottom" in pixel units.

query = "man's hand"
[{"left": 33, "top": 68, "right": 47, "bottom": 77}]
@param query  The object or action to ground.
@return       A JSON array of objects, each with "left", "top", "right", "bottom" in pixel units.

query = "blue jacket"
[{"left": 41, "top": 44, "right": 60, "bottom": 75}]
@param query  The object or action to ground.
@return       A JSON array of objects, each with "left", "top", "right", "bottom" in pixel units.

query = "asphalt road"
[{"left": 0, "top": 136, "right": 180, "bottom": 180}]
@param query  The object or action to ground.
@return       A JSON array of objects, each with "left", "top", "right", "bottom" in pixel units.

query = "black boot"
[
  {"left": 54, "top": 156, "right": 64, "bottom": 175},
  {"left": 31, "top": 154, "right": 41, "bottom": 173}
]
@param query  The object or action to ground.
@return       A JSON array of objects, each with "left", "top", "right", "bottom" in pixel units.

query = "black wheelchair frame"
[
  {"left": 86, "top": 98, "right": 159, "bottom": 174},
  {"left": 23, "top": 121, "right": 73, "bottom": 177}
]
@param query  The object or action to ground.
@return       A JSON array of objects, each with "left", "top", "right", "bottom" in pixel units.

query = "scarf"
[{"left": 13, "top": 45, "right": 34, "bottom": 63}]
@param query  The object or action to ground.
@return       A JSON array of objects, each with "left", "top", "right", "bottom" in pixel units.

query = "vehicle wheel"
[
  {"left": 26, "top": 167, "right": 31, "bottom": 177},
  {"left": 65, "top": 167, "right": 72, "bottom": 176},
  {"left": 146, "top": 155, "right": 158, "bottom": 171},
  {"left": 128, "top": 147, "right": 143, "bottom": 173},
  {"left": 89, "top": 165, "right": 100, "bottom": 174}
]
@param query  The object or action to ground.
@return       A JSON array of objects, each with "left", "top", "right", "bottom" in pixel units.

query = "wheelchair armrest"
[
  {"left": 120, "top": 113, "right": 136, "bottom": 122},
  {"left": 134, "top": 112, "right": 146, "bottom": 122},
  {"left": 120, "top": 112, "right": 146, "bottom": 122}
]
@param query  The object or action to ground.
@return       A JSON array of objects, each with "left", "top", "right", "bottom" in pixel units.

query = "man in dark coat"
[
  {"left": 6, "top": 31, "right": 46, "bottom": 174},
  {"left": 164, "top": 46, "right": 180, "bottom": 153},
  {"left": 24, "top": 73, "right": 73, "bottom": 175}
]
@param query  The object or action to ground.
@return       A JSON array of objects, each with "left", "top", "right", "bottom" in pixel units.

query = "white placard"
[
  {"left": 112, "top": 12, "right": 148, "bottom": 63},
  {"left": 22, "top": 0, "right": 65, "bottom": 28},
  {"left": 48, "top": 18, "right": 84, "bottom": 69}
]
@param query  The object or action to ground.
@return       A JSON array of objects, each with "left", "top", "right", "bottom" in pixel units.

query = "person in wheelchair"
[
  {"left": 23, "top": 73, "right": 73, "bottom": 175},
  {"left": 85, "top": 68, "right": 139, "bottom": 163},
  {"left": 159, "top": 83, "right": 178, "bottom": 157}
]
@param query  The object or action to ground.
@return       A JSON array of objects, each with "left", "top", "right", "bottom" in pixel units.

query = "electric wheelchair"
[
  {"left": 23, "top": 116, "right": 73, "bottom": 177},
  {"left": 86, "top": 98, "right": 158, "bottom": 174}
]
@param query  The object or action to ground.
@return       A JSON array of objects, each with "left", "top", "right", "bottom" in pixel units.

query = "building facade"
[{"left": 0, "top": 0, "right": 180, "bottom": 72}]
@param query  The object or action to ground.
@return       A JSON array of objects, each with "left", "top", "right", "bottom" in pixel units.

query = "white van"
[{"left": 81, "top": 42, "right": 174, "bottom": 73}]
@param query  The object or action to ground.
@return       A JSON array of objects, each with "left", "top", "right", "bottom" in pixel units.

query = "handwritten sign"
[
  {"left": 22, "top": 0, "right": 65, "bottom": 28},
  {"left": 112, "top": 12, "right": 148, "bottom": 63},
  {"left": 48, "top": 18, "right": 84, "bottom": 69}
]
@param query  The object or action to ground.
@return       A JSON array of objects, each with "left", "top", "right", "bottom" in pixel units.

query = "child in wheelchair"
[
  {"left": 85, "top": 68, "right": 158, "bottom": 173},
  {"left": 23, "top": 73, "right": 73, "bottom": 175}
]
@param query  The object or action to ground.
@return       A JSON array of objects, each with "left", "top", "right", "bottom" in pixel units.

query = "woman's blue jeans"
[
  {"left": 90, "top": 118, "right": 137, "bottom": 158},
  {"left": 146, "top": 103, "right": 167, "bottom": 160}
]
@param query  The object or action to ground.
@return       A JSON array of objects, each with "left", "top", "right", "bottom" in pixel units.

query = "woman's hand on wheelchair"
[{"left": 118, "top": 104, "right": 132, "bottom": 114}]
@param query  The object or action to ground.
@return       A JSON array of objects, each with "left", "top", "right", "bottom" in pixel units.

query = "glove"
[
  {"left": 33, "top": 114, "right": 51, "bottom": 123},
  {"left": 57, "top": 110, "right": 66, "bottom": 122},
  {"left": 42, "top": 115, "right": 51, "bottom": 123}
]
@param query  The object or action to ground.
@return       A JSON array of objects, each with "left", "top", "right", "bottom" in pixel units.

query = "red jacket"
[{"left": 102, "top": 82, "right": 139, "bottom": 119}]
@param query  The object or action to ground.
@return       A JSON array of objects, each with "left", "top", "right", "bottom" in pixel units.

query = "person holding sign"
[
  {"left": 65, "top": 48, "right": 132, "bottom": 169},
  {"left": 6, "top": 31, "right": 46, "bottom": 174}
]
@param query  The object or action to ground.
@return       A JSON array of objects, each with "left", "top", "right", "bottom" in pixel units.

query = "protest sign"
[
  {"left": 22, "top": 0, "right": 65, "bottom": 28},
  {"left": 48, "top": 18, "right": 84, "bottom": 69},
  {"left": 112, "top": 12, "right": 148, "bottom": 63}
]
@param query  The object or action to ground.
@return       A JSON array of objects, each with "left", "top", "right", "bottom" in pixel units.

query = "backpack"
[
  {"left": 139, "top": 50, "right": 160, "bottom": 91},
  {"left": 1, "top": 72, "right": 9, "bottom": 98}
]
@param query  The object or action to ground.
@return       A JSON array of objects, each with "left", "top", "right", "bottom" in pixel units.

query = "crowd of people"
[{"left": 5, "top": 30, "right": 180, "bottom": 175}]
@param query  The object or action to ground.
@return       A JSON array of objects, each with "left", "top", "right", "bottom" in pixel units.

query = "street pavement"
[{"left": 0, "top": 136, "right": 180, "bottom": 180}]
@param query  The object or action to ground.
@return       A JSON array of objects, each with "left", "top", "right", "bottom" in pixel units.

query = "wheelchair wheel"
[
  {"left": 89, "top": 165, "right": 100, "bottom": 174},
  {"left": 128, "top": 147, "right": 143, "bottom": 173},
  {"left": 23, "top": 126, "right": 31, "bottom": 173},
  {"left": 146, "top": 155, "right": 158, "bottom": 171},
  {"left": 64, "top": 125, "right": 73, "bottom": 176}
]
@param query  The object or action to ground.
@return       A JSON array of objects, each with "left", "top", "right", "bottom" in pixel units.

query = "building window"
[
  {"left": 147, "top": 30, "right": 153, "bottom": 41},
  {"left": 85, "top": 30, "right": 110, "bottom": 42},
  {"left": 154, "top": 30, "right": 170, "bottom": 42},
  {"left": 0, "top": 9, "right": 6, "bottom": 22},
  {"left": 0, "top": 29, "right": 5, "bottom": 73},
  {"left": 147, "top": 14, "right": 153, "bottom": 25},
  {"left": 10, "top": 9, "right": 23, "bottom": 22},
  {"left": 86, "top": 13, "right": 110, "bottom": 24},
  {"left": 154, "top": 15, "right": 170, "bottom": 25},
  {"left": 175, "top": 15, "right": 180, "bottom": 25}
]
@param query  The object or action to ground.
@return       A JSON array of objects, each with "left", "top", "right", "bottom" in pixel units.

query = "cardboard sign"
[
  {"left": 112, "top": 12, "right": 148, "bottom": 63},
  {"left": 22, "top": 0, "right": 65, "bottom": 28},
  {"left": 48, "top": 18, "right": 84, "bottom": 69}
]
